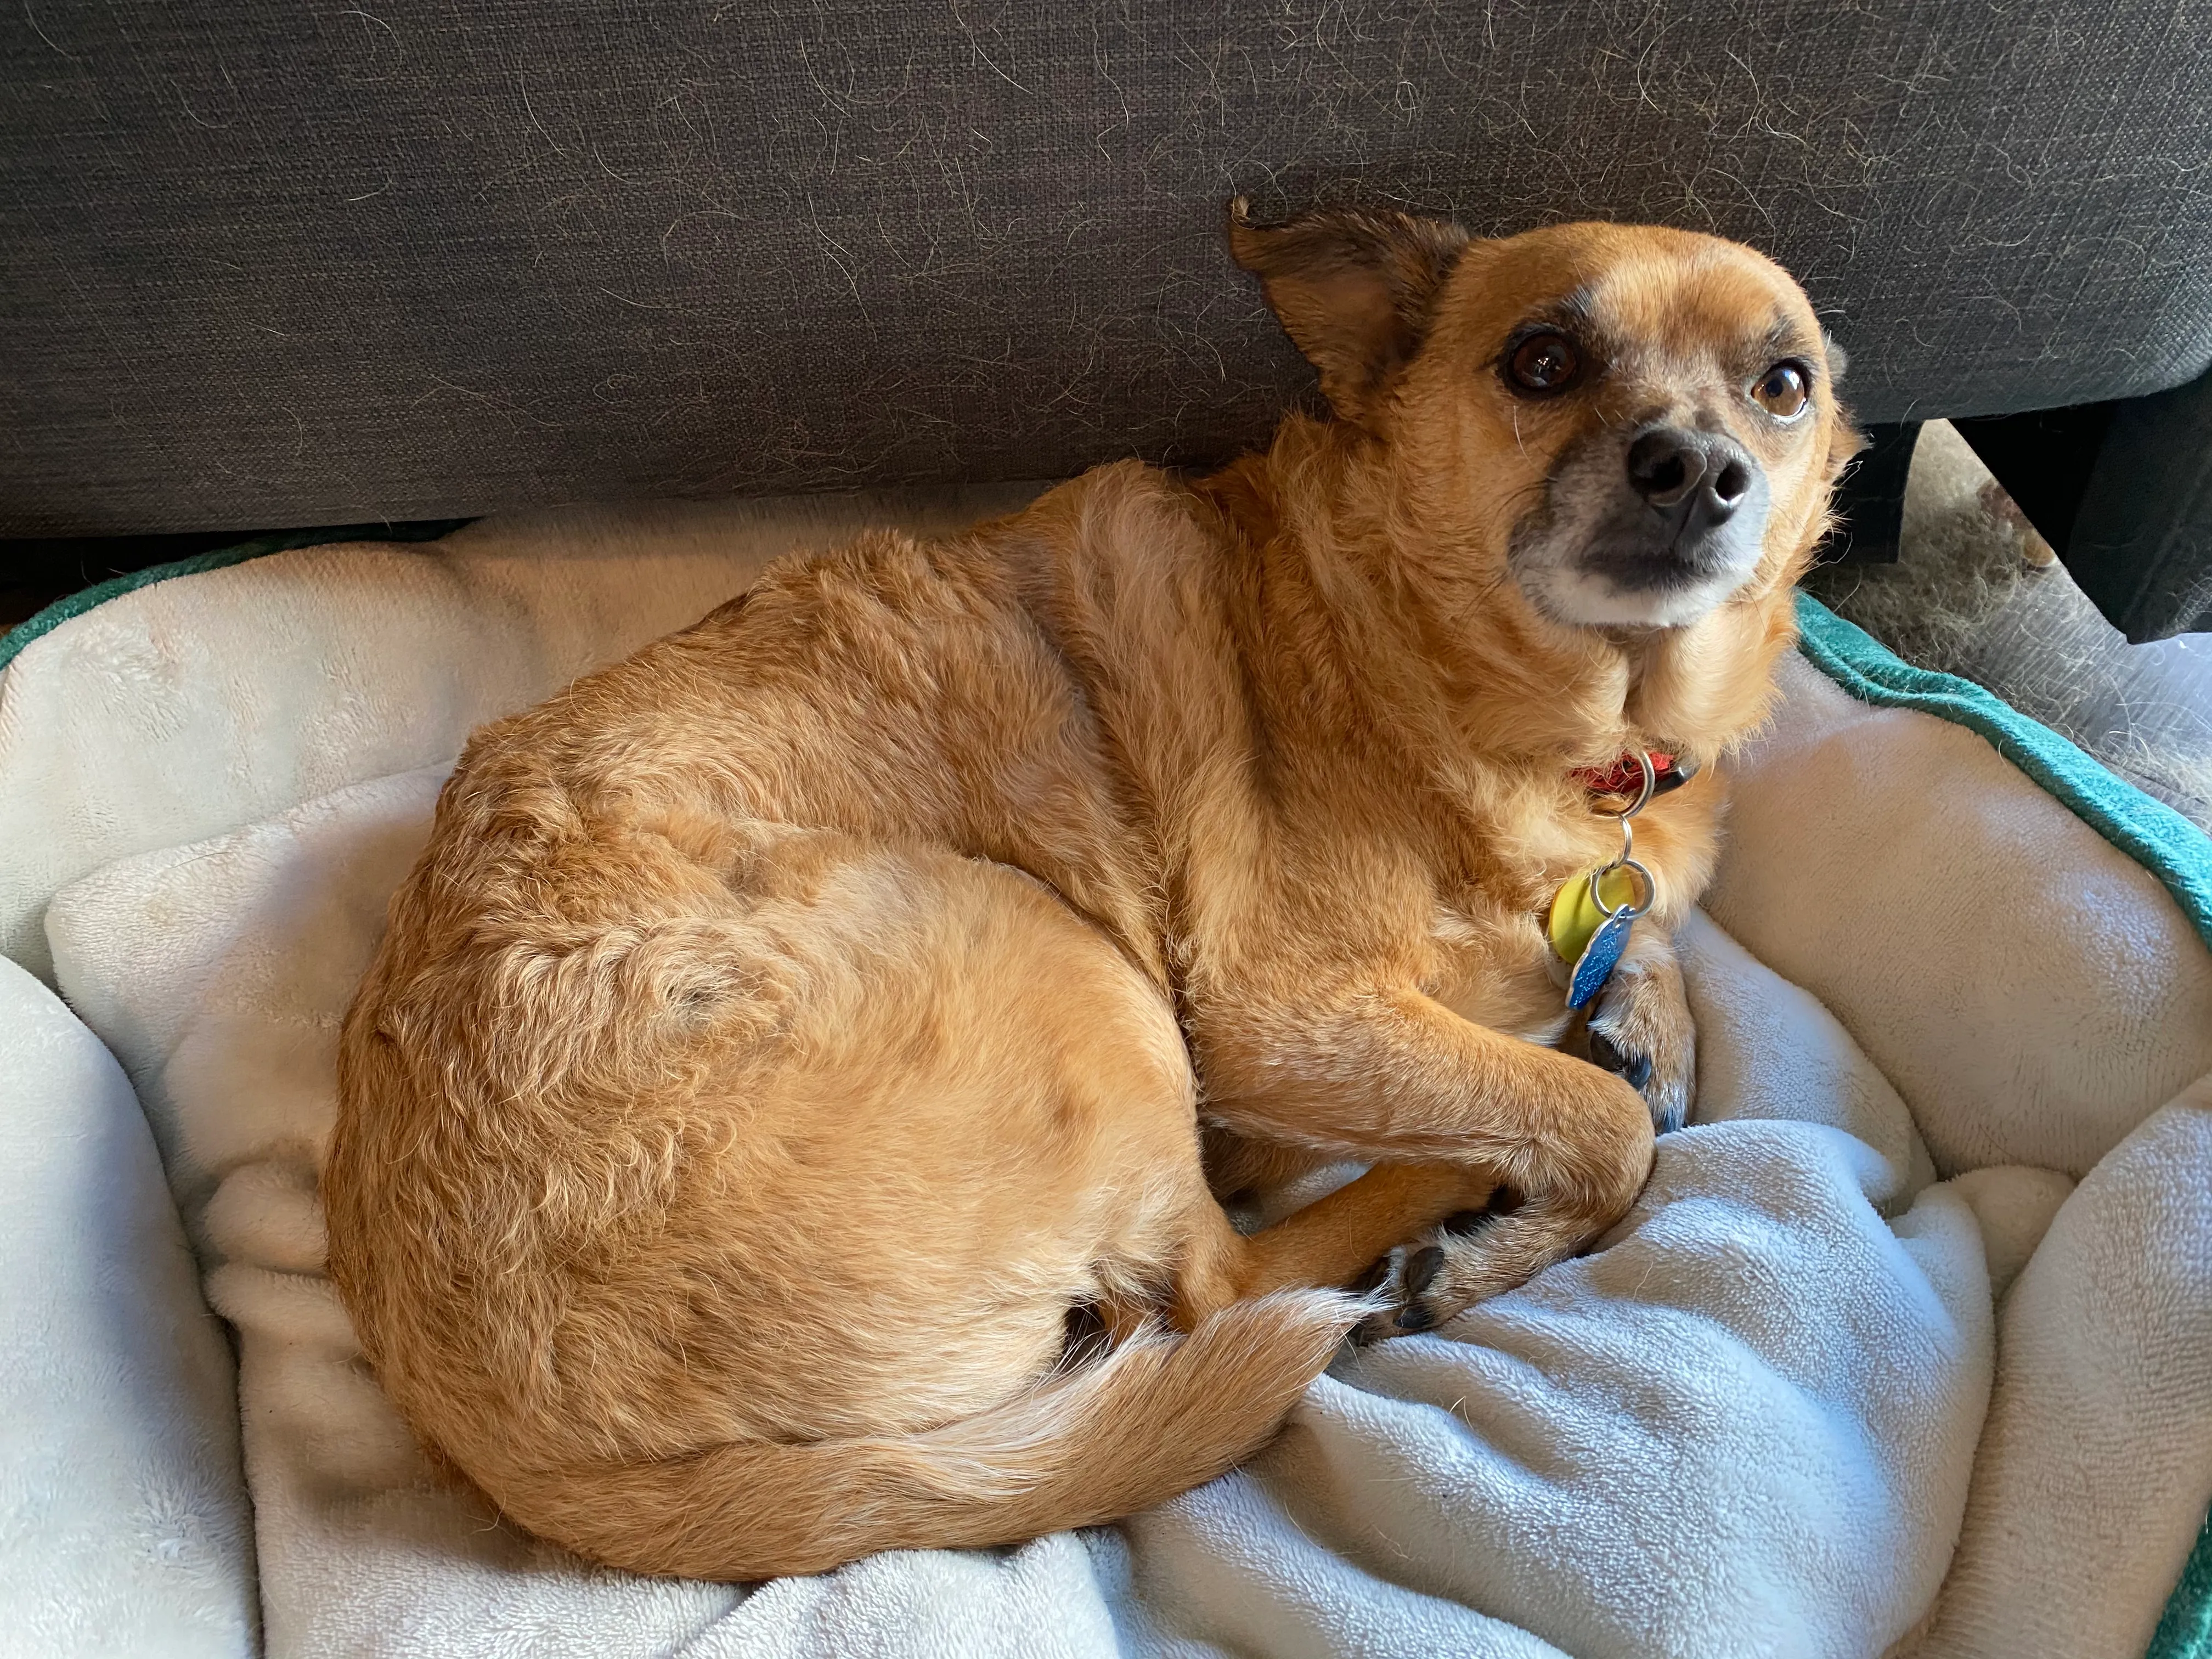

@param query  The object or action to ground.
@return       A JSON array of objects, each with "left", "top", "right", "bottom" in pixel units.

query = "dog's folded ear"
[{"left": 1228, "top": 199, "right": 1468, "bottom": 426}]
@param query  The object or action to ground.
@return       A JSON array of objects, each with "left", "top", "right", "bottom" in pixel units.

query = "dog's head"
[{"left": 1231, "top": 205, "right": 1858, "bottom": 632}]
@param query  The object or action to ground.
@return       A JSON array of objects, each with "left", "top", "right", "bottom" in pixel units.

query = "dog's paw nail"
[
  {"left": 1590, "top": 1030, "right": 1656, "bottom": 1093},
  {"left": 1442, "top": 1207, "right": 1492, "bottom": 1236},
  {"left": 1656, "top": 1107, "right": 1687, "bottom": 1135},
  {"left": 1403, "top": 1244, "right": 1446, "bottom": 1295},
  {"left": 1393, "top": 1302, "right": 1438, "bottom": 1332}
]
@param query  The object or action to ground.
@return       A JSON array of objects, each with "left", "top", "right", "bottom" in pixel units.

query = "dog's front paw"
[{"left": 1587, "top": 937, "right": 1696, "bottom": 1135}]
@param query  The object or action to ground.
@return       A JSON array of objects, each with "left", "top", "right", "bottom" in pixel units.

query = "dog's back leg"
[{"left": 1171, "top": 1161, "right": 1502, "bottom": 1328}]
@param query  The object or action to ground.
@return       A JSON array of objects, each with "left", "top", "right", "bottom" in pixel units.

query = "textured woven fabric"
[{"left": 4, "top": 0, "right": 2211, "bottom": 534}]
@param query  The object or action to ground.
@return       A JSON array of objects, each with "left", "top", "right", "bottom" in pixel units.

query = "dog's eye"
[
  {"left": 1507, "top": 332, "right": 1581, "bottom": 394},
  {"left": 1751, "top": 362, "right": 1810, "bottom": 421}
]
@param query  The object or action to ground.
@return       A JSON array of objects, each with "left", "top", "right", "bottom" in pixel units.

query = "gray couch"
[{"left": 3, "top": 1, "right": 2209, "bottom": 633}]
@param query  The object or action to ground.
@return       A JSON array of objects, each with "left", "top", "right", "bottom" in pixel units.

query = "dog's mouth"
[{"left": 1508, "top": 424, "right": 1773, "bottom": 629}]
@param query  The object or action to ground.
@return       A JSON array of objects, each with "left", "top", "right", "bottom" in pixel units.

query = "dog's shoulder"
[
  {"left": 1007, "top": 456, "right": 1215, "bottom": 558},
  {"left": 992, "top": 460, "right": 1239, "bottom": 634}
]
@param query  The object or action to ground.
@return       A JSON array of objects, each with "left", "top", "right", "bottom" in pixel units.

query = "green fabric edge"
[
  {"left": 2154, "top": 1526, "right": 2212, "bottom": 1659},
  {"left": 0, "top": 521, "right": 470, "bottom": 675},
  {"left": 1795, "top": 591, "right": 2212, "bottom": 1659}
]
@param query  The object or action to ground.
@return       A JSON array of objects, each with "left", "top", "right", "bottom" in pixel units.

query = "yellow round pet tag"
[{"left": 1547, "top": 864, "right": 1643, "bottom": 966}]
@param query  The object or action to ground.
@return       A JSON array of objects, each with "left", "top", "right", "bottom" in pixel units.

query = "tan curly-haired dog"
[{"left": 326, "top": 205, "right": 1857, "bottom": 1581}]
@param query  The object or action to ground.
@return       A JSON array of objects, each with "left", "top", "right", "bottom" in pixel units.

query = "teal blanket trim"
[
  {"left": 1795, "top": 591, "right": 2212, "bottom": 1659},
  {"left": 0, "top": 521, "right": 470, "bottom": 675},
  {"left": 2153, "top": 1516, "right": 2212, "bottom": 1659},
  {"left": 1795, "top": 594, "right": 2212, "bottom": 960}
]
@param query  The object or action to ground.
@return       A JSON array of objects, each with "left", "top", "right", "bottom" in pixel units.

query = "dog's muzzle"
[
  {"left": 1509, "top": 422, "right": 1774, "bottom": 628},
  {"left": 1599, "top": 425, "right": 1770, "bottom": 590}
]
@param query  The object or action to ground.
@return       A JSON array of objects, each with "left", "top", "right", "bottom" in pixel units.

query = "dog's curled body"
[{"left": 328, "top": 218, "right": 1854, "bottom": 1579}]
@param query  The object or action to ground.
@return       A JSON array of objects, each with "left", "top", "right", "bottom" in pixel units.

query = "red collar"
[{"left": 1573, "top": 750, "right": 1690, "bottom": 800}]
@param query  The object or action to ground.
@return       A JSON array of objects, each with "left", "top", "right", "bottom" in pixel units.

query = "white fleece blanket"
[{"left": 4, "top": 500, "right": 2211, "bottom": 1659}]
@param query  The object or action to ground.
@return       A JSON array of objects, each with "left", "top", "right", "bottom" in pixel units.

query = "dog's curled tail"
[{"left": 488, "top": 1289, "right": 1363, "bottom": 1581}]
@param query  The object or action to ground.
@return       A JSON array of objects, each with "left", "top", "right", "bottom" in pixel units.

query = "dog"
[{"left": 324, "top": 204, "right": 1857, "bottom": 1582}]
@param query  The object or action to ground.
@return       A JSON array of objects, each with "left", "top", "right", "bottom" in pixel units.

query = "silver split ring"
[
  {"left": 1608, "top": 750, "right": 1659, "bottom": 821},
  {"left": 1590, "top": 857, "right": 1655, "bottom": 922}
]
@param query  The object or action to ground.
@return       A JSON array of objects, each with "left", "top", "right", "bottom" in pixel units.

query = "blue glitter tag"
[{"left": 1566, "top": 909, "right": 1635, "bottom": 1010}]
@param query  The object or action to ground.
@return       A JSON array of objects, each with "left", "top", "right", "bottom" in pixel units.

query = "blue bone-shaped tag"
[{"left": 1566, "top": 909, "right": 1635, "bottom": 1010}]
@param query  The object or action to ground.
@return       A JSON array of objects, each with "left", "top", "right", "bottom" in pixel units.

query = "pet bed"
[{"left": 1, "top": 492, "right": 2208, "bottom": 1659}]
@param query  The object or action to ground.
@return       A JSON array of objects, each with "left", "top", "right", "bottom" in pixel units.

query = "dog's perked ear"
[{"left": 1228, "top": 199, "right": 1469, "bottom": 426}]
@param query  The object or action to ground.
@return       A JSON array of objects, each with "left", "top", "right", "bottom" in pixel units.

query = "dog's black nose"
[{"left": 1625, "top": 427, "right": 1755, "bottom": 537}]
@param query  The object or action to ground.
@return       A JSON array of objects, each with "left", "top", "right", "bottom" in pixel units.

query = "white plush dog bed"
[{"left": 2, "top": 493, "right": 2209, "bottom": 1659}]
